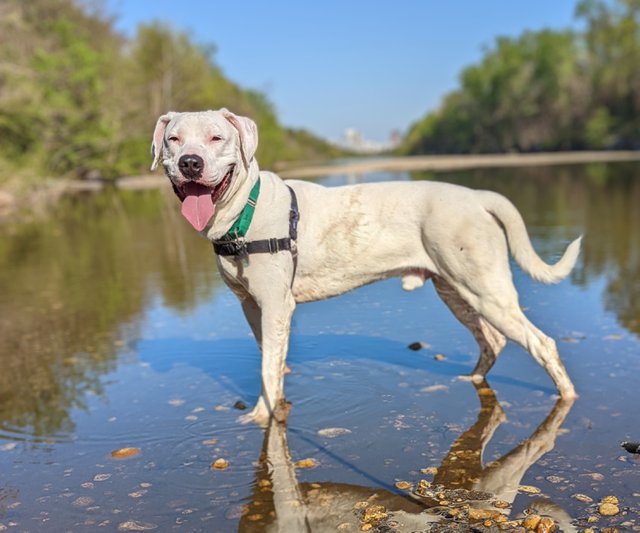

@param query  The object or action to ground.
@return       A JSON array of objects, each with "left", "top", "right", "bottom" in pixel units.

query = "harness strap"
[
  {"left": 213, "top": 236, "right": 293, "bottom": 256},
  {"left": 220, "top": 178, "right": 260, "bottom": 240},
  {"left": 213, "top": 185, "right": 299, "bottom": 258}
]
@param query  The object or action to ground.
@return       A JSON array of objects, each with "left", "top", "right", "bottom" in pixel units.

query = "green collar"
[{"left": 220, "top": 178, "right": 261, "bottom": 240}]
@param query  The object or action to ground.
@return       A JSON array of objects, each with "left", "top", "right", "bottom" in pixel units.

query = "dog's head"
[{"left": 150, "top": 109, "right": 258, "bottom": 231}]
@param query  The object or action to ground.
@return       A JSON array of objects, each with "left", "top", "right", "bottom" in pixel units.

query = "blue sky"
[{"left": 105, "top": 1, "right": 579, "bottom": 143}]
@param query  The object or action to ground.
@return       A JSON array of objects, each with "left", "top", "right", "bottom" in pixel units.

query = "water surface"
[{"left": 1, "top": 163, "right": 639, "bottom": 531}]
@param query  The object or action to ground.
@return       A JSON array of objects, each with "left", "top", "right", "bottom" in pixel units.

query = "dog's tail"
[{"left": 480, "top": 191, "right": 582, "bottom": 284}]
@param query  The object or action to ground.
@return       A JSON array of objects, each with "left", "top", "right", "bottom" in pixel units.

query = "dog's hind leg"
[
  {"left": 437, "top": 273, "right": 576, "bottom": 399},
  {"left": 433, "top": 276, "right": 506, "bottom": 382},
  {"left": 487, "top": 307, "right": 576, "bottom": 398}
]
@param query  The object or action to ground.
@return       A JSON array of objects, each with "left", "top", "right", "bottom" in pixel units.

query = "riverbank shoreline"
[
  {"left": 96, "top": 150, "right": 640, "bottom": 190},
  {"left": 276, "top": 149, "right": 640, "bottom": 178},
  {"left": 2, "top": 150, "right": 639, "bottom": 219}
]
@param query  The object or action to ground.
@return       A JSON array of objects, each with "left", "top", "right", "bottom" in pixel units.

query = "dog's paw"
[
  {"left": 553, "top": 390, "right": 579, "bottom": 401},
  {"left": 237, "top": 398, "right": 291, "bottom": 426},
  {"left": 237, "top": 404, "right": 270, "bottom": 427},
  {"left": 237, "top": 411, "right": 269, "bottom": 427}
]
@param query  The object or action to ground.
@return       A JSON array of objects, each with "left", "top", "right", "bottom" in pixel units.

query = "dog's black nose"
[{"left": 178, "top": 154, "right": 204, "bottom": 180}]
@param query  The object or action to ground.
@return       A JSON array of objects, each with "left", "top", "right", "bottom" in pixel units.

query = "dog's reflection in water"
[
  {"left": 238, "top": 383, "right": 575, "bottom": 533},
  {"left": 433, "top": 383, "right": 575, "bottom": 532}
]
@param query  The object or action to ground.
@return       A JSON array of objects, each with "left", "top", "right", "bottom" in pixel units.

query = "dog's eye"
[
  {"left": 168, "top": 136, "right": 180, "bottom": 142},
  {"left": 211, "top": 135, "right": 223, "bottom": 142}
]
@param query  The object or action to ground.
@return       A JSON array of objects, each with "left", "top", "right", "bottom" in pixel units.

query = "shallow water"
[{"left": 1, "top": 163, "right": 639, "bottom": 532}]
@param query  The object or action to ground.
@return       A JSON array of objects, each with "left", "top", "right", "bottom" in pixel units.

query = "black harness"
[{"left": 212, "top": 186, "right": 299, "bottom": 259}]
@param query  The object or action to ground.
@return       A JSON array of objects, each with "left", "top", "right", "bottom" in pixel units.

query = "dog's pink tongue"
[{"left": 180, "top": 183, "right": 215, "bottom": 231}]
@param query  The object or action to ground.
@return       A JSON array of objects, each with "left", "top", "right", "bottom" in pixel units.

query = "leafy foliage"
[
  {"left": 0, "top": 0, "right": 341, "bottom": 183},
  {"left": 400, "top": 0, "right": 640, "bottom": 154}
]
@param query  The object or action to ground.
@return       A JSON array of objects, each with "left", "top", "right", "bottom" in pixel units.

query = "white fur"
[{"left": 152, "top": 109, "right": 582, "bottom": 425}]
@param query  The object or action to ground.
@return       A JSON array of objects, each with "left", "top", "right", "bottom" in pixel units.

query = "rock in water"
[
  {"left": 621, "top": 441, "right": 640, "bottom": 454},
  {"left": 233, "top": 400, "right": 247, "bottom": 410},
  {"left": 111, "top": 447, "right": 141, "bottom": 459}
]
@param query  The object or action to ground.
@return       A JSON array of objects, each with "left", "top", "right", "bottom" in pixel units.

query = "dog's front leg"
[
  {"left": 241, "top": 297, "right": 262, "bottom": 348},
  {"left": 239, "top": 286, "right": 296, "bottom": 426}
]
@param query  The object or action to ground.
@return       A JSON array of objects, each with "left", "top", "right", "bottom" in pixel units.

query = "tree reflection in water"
[{"left": 0, "top": 188, "right": 219, "bottom": 438}]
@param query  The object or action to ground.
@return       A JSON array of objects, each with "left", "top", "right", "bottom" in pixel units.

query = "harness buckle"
[
  {"left": 268, "top": 238, "right": 279, "bottom": 254},
  {"left": 231, "top": 238, "right": 248, "bottom": 260}
]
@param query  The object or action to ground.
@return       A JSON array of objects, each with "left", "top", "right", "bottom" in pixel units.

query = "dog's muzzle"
[
  {"left": 173, "top": 166, "right": 235, "bottom": 231},
  {"left": 178, "top": 154, "right": 204, "bottom": 180}
]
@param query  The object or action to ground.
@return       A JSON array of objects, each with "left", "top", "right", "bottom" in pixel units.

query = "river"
[{"left": 1, "top": 162, "right": 639, "bottom": 531}]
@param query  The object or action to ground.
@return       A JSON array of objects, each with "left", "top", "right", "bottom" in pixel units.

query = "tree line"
[
  {"left": 400, "top": 0, "right": 640, "bottom": 155},
  {"left": 0, "top": 0, "right": 342, "bottom": 183}
]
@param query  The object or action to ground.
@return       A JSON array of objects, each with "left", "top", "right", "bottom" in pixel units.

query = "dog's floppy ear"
[
  {"left": 221, "top": 108, "right": 258, "bottom": 169},
  {"left": 150, "top": 112, "right": 177, "bottom": 171}
]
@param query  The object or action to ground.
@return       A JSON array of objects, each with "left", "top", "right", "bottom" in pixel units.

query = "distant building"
[
  {"left": 339, "top": 128, "right": 401, "bottom": 153},
  {"left": 344, "top": 128, "right": 364, "bottom": 150}
]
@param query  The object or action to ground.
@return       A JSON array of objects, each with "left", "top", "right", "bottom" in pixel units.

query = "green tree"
[
  {"left": 401, "top": 0, "right": 640, "bottom": 155},
  {"left": 0, "top": 2, "right": 340, "bottom": 186},
  {"left": 401, "top": 29, "right": 586, "bottom": 154},
  {"left": 576, "top": 0, "right": 640, "bottom": 147},
  {"left": 0, "top": 0, "right": 119, "bottom": 177}
]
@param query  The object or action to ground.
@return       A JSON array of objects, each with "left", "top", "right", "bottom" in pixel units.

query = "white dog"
[{"left": 151, "top": 109, "right": 581, "bottom": 425}]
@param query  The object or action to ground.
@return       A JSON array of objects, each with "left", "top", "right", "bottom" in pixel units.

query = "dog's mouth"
[{"left": 175, "top": 166, "right": 234, "bottom": 231}]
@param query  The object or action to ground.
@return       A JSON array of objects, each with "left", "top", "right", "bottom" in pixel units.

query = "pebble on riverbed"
[
  {"left": 117, "top": 521, "right": 158, "bottom": 531},
  {"left": 598, "top": 496, "right": 620, "bottom": 516},
  {"left": 355, "top": 503, "right": 389, "bottom": 530},
  {"left": 517, "top": 485, "right": 541, "bottom": 494},
  {"left": 537, "top": 516, "right": 556, "bottom": 533},
  {"left": 294, "top": 458, "right": 318, "bottom": 469},
  {"left": 407, "top": 341, "right": 427, "bottom": 351},
  {"left": 110, "top": 447, "right": 141, "bottom": 459},
  {"left": 386, "top": 479, "right": 572, "bottom": 532},
  {"left": 468, "top": 508, "right": 502, "bottom": 521},
  {"left": 372, "top": 467, "right": 636, "bottom": 533},
  {"left": 211, "top": 458, "right": 229, "bottom": 470},
  {"left": 522, "top": 514, "right": 542, "bottom": 529},
  {"left": 598, "top": 502, "right": 620, "bottom": 516},
  {"left": 317, "top": 427, "right": 352, "bottom": 438}
]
